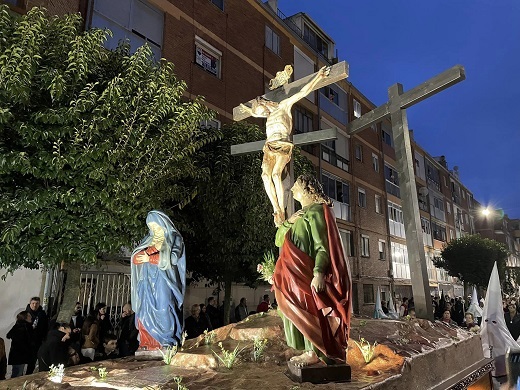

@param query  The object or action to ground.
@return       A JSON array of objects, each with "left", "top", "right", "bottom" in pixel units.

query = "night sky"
[{"left": 279, "top": 0, "right": 520, "bottom": 218}]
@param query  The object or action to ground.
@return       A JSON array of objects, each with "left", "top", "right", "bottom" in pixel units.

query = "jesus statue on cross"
[{"left": 239, "top": 65, "right": 331, "bottom": 227}]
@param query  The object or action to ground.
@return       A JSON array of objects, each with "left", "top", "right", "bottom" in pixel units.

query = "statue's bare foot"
[{"left": 290, "top": 351, "right": 320, "bottom": 367}]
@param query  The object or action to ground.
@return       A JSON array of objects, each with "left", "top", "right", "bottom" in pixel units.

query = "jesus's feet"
[{"left": 290, "top": 351, "right": 320, "bottom": 367}]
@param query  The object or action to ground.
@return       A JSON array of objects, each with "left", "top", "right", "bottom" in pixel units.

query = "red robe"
[{"left": 273, "top": 204, "right": 351, "bottom": 361}]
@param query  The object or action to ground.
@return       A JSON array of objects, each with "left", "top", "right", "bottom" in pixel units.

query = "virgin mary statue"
[{"left": 131, "top": 210, "right": 186, "bottom": 350}]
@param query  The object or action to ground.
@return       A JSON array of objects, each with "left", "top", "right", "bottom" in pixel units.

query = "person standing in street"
[{"left": 25, "top": 297, "right": 48, "bottom": 374}]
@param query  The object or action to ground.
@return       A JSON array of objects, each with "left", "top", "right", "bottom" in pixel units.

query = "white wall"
[{"left": 0, "top": 268, "right": 44, "bottom": 377}]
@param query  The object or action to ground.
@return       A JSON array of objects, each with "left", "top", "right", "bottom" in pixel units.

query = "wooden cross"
[
  {"left": 346, "top": 65, "right": 466, "bottom": 320},
  {"left": 231, "top": 61, "right": 349, "bottom": 220}
]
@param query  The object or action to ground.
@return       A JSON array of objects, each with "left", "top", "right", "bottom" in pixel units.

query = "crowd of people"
[
  {"left": 183, "top": 294, "right": 275, "bottom": 339},
  {"left": 0, "top": 297, "right": 139, "bottom": 379},
  {"left": 389, "top": 293, "right": 483, "bottom": 332}
]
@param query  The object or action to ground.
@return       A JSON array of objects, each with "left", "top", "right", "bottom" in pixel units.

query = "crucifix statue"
[{"left": 233, "top": 62, "right": 348, "bottom": 227}]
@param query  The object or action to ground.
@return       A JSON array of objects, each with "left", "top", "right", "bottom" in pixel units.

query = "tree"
[
  {"left": 0, "top": 6, "right": 218, "bottom": 321},
  {"left": 184, "top": 121, "right": 315, "bottom": 324},
  {"left": 433, "top": 235, "right": 509, "bottom": 290}
]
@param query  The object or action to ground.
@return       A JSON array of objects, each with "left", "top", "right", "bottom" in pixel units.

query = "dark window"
[
  {"left": 303, "top": 24, "right": 328, "bottom": 58},
  {"left": 322, "top": 174, "right": 350, "bottom": 204},
  {"left": 363, "top": 284, "right": 374, "bottom": 303},
  {"left": 320, "top": 86, "right": 339, "bottom": 105},
  {"left": 382, "top": 130, "right": 393, "bottom": 146},
  {"left": 294, "top": 106, "right": 313, "bottom": 134},
  {"left": 355, "top": 144, "right": 363, "bottom": 161},
  {"left": 210, "top": 0, "right": 224, "bottom": 10}
]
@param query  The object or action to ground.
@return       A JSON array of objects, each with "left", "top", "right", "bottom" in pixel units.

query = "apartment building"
[{"left": 5, "top": 0, "right": 507, "bottom": 315}]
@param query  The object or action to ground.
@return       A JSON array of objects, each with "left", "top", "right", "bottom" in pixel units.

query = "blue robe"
[{"left": 131, "top": 211, "right": 186, "bottom": 347}]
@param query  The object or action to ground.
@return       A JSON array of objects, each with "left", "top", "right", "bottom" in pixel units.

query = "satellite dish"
[{"left": 418, "top": 187, "right": 429, "bottom": 197}]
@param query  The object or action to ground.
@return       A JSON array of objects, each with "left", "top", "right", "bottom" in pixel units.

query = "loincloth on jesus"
[{"left": 262, "top": 139, "right": 294, "bottom": 163}]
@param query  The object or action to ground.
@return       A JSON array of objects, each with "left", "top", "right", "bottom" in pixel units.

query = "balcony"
[
  {"left": 427, "top": 177, "right": 440, "bottom": 192},
  {"left": 322, "top": 147, "right": 349, "bottom": 172},
  {"left": 332, "top": 202, "right": 351, "bottom": 222},
  {"left": 319, "top": 93, "right": 347, "bottom": 124},
  {"left": 386, "top": 180, "right": 400, "bottom": 198},
  {"left": 276, "top": 8, "right": 333, "bottom": 64},
  {"left": 392, "top": 263, "right": 410, "bottom": 280}
]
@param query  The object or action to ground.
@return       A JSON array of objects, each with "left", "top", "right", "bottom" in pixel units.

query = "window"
[
  {"left": 321, "top": 86, "right": 339, "bottom": 105},
  {"left": 375, "top": 195, "right": 382, "bottom": 214},
  {"left": 358, "top": 188, "right": 366, "bottom": 208},
  {"left": 388, "top": 201, "right": 406, "bottom": 238},
  {"left": 340, "top": 229, "right": 354, "bottom": 257},
  {"left": 363, "top": 284, "right": 374, "bottom": 303},
  {"left": 385, "top": 164, "right": 400, "bottom": 198},
  {"left": 372, "top": 153, "right": 379, "bottom": 172},
  {"left": 265, "top": 25, "right": 280, "bottom": 55},
  {"left": 353, "top": 99, "right": 361, "bottom": 118},
  {"left": 92, "top": 0, "right": 164, "bottom": 60},
  {"left": 444, "top": 176, "right": 448, "bottom": 187},
  {"left": 200, "top": 119, "right": 221, "bottom": 129},
  {"left": 294, "top": 106, "right": 313, "bottom": 134},
  {"left": 432, "top": 222, "right": 447, "bottom": 242},
  {"left": 425, "top": 160, "right": 440, "bottom": 191},
  {"left": 195, "top": 36, "right": 222, "bottom": 78},
  {"left": 303, "top": 24, "right": 329, "bottom": 58},
  {"left": 433, "top": 197, "right": 444, "bottom": 212},
  {"left": 378, "top": 240, "right": 386, "bottom": 260},
  {"left": 361, "top": 235, "right": 370, "bottom": 257},
  {"left": 322, "top": 172, "right": 351, "bottom": 221},
  {"left": 446, "top": 202, "right": 451, "bottom": 214},
  {"left": 355, "top": 144, "right": 363, "bottom": 161},
  {"left": 209, "top": 0, "right": 224, "bottom": 10},
  {"left": 382, "top": 130, "right": 393, "bottom": 146}
]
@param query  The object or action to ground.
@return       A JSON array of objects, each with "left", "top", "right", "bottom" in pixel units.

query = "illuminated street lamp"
[{"left": 481, "top": 207, "right": 491, "bottom": 217}]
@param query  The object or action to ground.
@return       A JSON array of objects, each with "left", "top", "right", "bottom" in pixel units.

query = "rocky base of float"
[{"left": 2, "top": 311, "right": 493, "bottom": 389}]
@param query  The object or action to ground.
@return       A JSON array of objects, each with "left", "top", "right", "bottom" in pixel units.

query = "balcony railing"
[
  {"left": 332, "top": 202, "right": 351, "bottom": 222},
  {"left": 276, "top": 8, "right": 332, "bottom": 64},
  {"left": 386, "top": 180, "right": 400, "bottom": 198},
  {"left": 322, "top": 147, "right": 349, "bottom": 172}
]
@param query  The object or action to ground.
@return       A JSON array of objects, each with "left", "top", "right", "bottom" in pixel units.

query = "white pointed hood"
[
  {"left": 480, "top": 262, "right": 519, "bottom": 376},
  {"left": 466, "top": 285, "right": 483, "bottom": 319},
  {"left": 374, "top": 286, "right": 388, "bottom": 319},
  {"left": 387, "top": 291, "right": 399, "bottom": 319}
]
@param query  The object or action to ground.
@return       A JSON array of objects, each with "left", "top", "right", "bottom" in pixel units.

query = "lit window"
[
  {"left": 353, "top": 99, "right": 361, "bottom": 118},
  {"left": 265, "top": 25, "right": 280, "bottom": 55},
  {"left": 375, "top": 195, "right": 382, "bottom": 214},
  {"left": 195, "top": 36, "right": 222, "bottom": 78},
  {"left": 361, "top": 235, "right": 370, "bottom": 257},
  {"left": 372, "top": 153, "right": 379, "bottom": 172},
  {"left": 378, "top": 240, "right": 386, "bottom": 260}
]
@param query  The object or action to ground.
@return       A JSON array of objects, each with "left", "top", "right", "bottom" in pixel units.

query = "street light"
[{"left": 481, "top": 207, "right": 490, "bottom": 217}]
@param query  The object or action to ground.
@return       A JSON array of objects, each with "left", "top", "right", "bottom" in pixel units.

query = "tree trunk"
[
  {"left": 56, "top": 262, "right": 81, "bottom": 323},
  {"left": 222, "top": 277, "right": 232, "bottom": 325}
]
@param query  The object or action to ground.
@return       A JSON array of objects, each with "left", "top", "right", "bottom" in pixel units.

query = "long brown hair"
[{"left": 297, "top": 174, "right": 333, "bottom": 206}]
